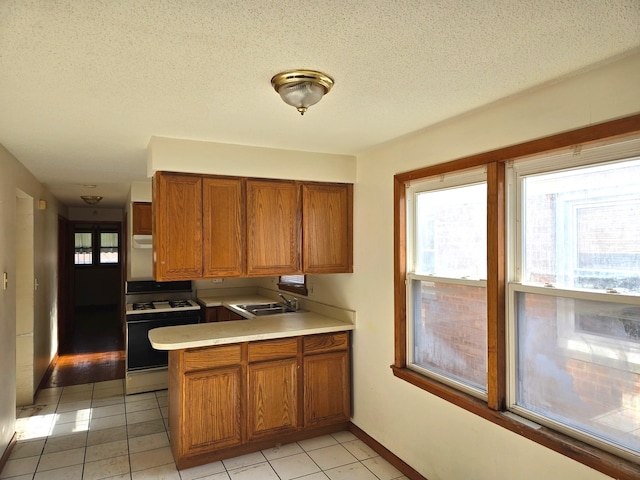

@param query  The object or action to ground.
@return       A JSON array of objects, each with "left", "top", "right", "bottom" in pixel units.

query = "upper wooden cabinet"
[
  {"left": 153, "top": 172, "right": 203, "bottom": 280},
  {"left": 246, "top": 179, "right": 301, "bottom": 276},
  {"left": 152, "top": 171, "right": 353, "bottom": 281},
  {"left": 154, "top": 173, "right": 244, "bottom": 281},
  {"left": 132, "top": 202, "right": 152, "bottom": 235},
  {"left": 302, "top": 183, "right": 353, "bottom": 274},
  {"left": 203, "top": 177, "right": 245, "bottom": 277}
]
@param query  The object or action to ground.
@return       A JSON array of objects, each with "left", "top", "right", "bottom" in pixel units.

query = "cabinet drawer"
[
  {"left": 303, "top": 332, "right": 349, "bottom": 354},
  {"left": 183, "top": 344, "right": 242, "bottom": 372},
  {"left": 248, "top": 338, "right": 298, "bottom": 363}
]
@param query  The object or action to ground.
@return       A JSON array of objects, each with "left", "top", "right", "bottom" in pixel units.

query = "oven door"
[{"left": 126, "top": 312, "right": 200, "bottom": 370}]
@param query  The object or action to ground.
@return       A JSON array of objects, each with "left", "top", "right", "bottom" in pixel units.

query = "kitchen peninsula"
[{"left": 148, "top": 293, "right": 355, "bottom": 469}]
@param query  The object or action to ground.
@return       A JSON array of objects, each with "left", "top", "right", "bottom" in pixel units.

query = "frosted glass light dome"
[{"left": 271, "top": 70, "right": 334, "bottom": 115}]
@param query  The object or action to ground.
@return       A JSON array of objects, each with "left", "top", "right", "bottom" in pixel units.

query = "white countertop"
[
  {"left": 149, "top": 294, "right": 354, "bottom": 350},
  {"left": 196, "top": 294, "right": 272, "bottom": 310}
]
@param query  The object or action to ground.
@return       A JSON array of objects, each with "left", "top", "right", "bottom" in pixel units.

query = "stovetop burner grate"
[
  {"left": 132, "top": 302, "right": 154, "bottom": 310},
  {"left": 128, "top": 299, "right": 200, "bottom": 313},
  {"left": 169, "top": 300, "right": 192, "bottom": 308},
  {"left": 134, "top": 300, "right": 196, "bottom": 310}
]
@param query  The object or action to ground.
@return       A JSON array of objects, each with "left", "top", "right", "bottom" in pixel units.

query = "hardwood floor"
[{"left": 43, "top": 305, "right": 125, "bottom": 388}]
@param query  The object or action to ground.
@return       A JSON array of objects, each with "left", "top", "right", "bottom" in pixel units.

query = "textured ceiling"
[{"left": 1, "top": 1, "right": 639, "bottom": 207}]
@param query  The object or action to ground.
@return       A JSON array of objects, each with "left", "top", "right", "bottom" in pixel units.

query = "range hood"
[{"left": 132, "top": 234, "right": 152, "bottom": 249}]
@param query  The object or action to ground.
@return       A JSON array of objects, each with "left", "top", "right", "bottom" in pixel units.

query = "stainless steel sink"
[{"left": 236, "top": 302, "right": 303, "bottom": 316}]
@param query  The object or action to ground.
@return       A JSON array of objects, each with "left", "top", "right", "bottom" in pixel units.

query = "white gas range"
[{"left": 125, "top": 281, "right": 201, "bottom": 394}]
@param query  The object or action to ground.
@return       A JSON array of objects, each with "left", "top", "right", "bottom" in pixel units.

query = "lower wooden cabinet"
[
  {"left": 199, "top": 305, "right": 245, "bottom": 323},
  {"left": 182, "top": 367, "right": 242, "bottom": 452},
  {"left": 217, "top": 307, "right": 244, "bottom": 322},
  {"left": 169, "top": 345, "right": 243, "bottom": 460},
  {"left": 303, "top": 332, "right": 351, "bottom": 426},
  {"left": 168, "top": 332, "right": 350, "bottom": 469},
  {"left": 304, "top": 351, "right": 350, "bottom": 426},
  {"left": 247, "top": 358, "right": 298, "bottom": 439}
]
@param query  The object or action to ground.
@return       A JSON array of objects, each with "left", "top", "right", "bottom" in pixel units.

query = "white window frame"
[
  {"left": 406, "top": 167, "right": 488, "bottom": 398},
  {"left": 507, "top": 135, "right": 640, "bottom": 462}
]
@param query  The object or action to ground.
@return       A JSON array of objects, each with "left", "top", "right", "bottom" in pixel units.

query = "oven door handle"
[
  {"left": 127, "top": 318, "right": 158, "bottom": 325},
  {"left": 126, "top": 317, "right": 157, "bottom": 324},
  {"left": 125, "top": 313, "right": 201, "bottom": 326}
]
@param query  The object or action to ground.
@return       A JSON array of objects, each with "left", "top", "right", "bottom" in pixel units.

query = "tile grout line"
[
  {"left": 33, "top": 383, "right": 64, "bottom": 479},
  {"left": 17, "top": 382, "right": 407, "bottom": 480},
  {"left": 290, "top": 442, "right": 324, "bottom": 480},
  {"left": 125, "top": 382, "right": 133, "bottom": 479}
]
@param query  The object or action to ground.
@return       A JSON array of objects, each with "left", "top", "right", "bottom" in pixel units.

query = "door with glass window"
[
  {"left": 73, "top": 223, "right": 121, "bottom": 307},
  {"left": 63, "top": 221, "right": 123, "bottom": 353}
]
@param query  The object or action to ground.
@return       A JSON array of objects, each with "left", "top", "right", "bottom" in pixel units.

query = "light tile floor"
[{"left": 3, "top": 380, "right": 408, "bottom": 480}]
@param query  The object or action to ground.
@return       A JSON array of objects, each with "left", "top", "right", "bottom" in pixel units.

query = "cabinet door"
[
  {"left": 217, "top": 306, "right": 245, "bottom": 321},
  {"left": 132, "top": 202, "right": 152, "bottom": 235},
  {"left": 153, "top": 172, "right": 203, "bottom": 280},
  {"left": 203, "top": 177, "right": 245, "bottom": 277},
  {"left": 247, "top": 358, "right": 298, "bottom": 440},
  {"left": 181, "top": 366, "right": 242, "bottom": 453},
  {"left": 304, "top": 350, "right": 350, "bottom": 427},
  {"left": 202, "top": 306, "right": 218, "bottom": 323},
  {"left": 246, "top": 179, "right": 301, "bottom": 276},
  {"left": 302, "top": 183, "right": 353, "bottom": 274}
]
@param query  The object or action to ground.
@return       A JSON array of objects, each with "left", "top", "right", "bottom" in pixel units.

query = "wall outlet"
[{"left": 211, "top": 278, "right": 223, "bottom": 283}]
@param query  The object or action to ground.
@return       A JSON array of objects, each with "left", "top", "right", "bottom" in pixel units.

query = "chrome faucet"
[{"left": 278, "top": 293, "right": 298, "bottom": 311}]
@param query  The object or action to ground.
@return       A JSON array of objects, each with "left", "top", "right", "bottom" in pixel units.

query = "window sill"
[
  {"left": 390, "top": 365, "right": 640, "bottom": 480},
  {"left": 277, "top": 282, "right": 308, "bottom": 296}
]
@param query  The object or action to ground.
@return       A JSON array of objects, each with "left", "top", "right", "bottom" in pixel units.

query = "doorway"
[{"left": 48, "top": 221, "right": 125, "bottom": 387}]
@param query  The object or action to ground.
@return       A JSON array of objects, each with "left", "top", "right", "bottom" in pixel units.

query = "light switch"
[{"left": 2, "top": 272, "right": 7, "bottom": 290}]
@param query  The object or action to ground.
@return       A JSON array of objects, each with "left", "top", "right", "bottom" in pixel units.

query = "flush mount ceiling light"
[
  {"left": 271, "top": 69, "right": 334, "bottom": 115},
  {"left": 81, "top": 195, "right": 103, "bottom": 206}
]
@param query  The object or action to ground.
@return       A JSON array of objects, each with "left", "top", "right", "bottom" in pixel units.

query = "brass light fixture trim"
[
  {"left": 81, "top": 195, "right": 103, "bottom": 206},
  {"left": 271, "top": 69, "right": 334, "bottom": 115}
]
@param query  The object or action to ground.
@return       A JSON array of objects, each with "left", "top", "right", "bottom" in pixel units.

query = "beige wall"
[
  {"left": 0, "top": 144, "right": 64, "bottom": 453},
  {"left": 148, "top": 137, "right": 357, "bottom": 184},
  {"left": 336, "top": 53, "right": 640, "bottom": 479},
  {"left": 67, "top": 207, "right": 123, "bottom": 222},
  {"left": 15, "top": 193, "right": 34, "bottom": 405}
]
